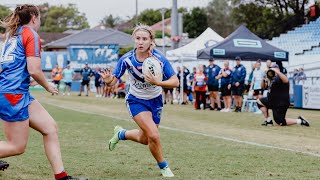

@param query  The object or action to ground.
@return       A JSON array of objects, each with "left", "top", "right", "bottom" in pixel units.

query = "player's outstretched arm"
[
  {"left": 99, "top": 68, "right": 118, "bottom": 87},
  {"left": 27, "top": 56, "right": 58, "bottom": 94}
]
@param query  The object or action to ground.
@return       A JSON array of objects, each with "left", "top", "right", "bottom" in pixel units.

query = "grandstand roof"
[
  {"left": 197, "top": 25, "right": 289, "bottom": 61},
  {"left": 44, "top": 28, "right": 133, "bottom": 50}
]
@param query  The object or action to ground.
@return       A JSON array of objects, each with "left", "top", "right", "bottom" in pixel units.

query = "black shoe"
[
  {"left": 78, "top": 94, "right": 81, "bottom": 96},
  {"left": 298, "top": 116, "right": 310, "bottom": 126},
  {"left": 171, "top": 101, "right": 173, "bottom": 105},
  {"left": 57, "top": 176, "right": 88, "bottom": 180},
  {"left": 85, "top": 94, "right": 89, "bottom": 97},
  {"left": 216, "top": 107, "right": 222, "bottom": 111},
  {"left": 261, "top": 120, "right": 274, "bottom": 126},
  {"left": 164, "top": 101, "right": 167, "bottom": 104},
  {"left": 0, "top": 160, "right": 9, "bottom": 171},
  {"left": 210, "top": 107, "right": 215, "bottom": 110}
]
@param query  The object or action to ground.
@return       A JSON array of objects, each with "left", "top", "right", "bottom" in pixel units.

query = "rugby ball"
[{"left": 142, "top": 57, "right": 163, "bottom": 83}]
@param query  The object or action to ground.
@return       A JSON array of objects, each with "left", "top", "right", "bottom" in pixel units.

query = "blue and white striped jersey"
[{"left": 113, "top": 48, "right": 175, "bottom": 100}]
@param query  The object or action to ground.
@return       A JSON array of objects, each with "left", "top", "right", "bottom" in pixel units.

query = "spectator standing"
[
  {"left": 51, "top": 64, "right": 62, "bottom": 95},
  {"left": 62, "top": 64, "right": 74, "bottom": 96},
  {"left": 78, "top": 63, "right": 93, "bottom": 96},
  {"left": 206, "top": 59, "right": 221, "bottom": 110},
  {"left": 217, "top": 60, "right": 232, "bottom": 112},
  {"left": 250, "top": 60, "right": 264, "bottom": 99},
  {"left": 94, "top": 66, "right": 102, "bottom": 97},
  {"left": 231, "top": 56, "right": 246, "bottom": 112},
  {"left": 193, "top": 65, "right": 207, "bottom": 110}
]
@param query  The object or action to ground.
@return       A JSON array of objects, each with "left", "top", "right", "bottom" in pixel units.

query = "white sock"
[
  {"left": 296, "top": 119, "right": 302, "bottom": 125},
  {"left": 266, "top": 117, "right": 272, "bottom": 122}
]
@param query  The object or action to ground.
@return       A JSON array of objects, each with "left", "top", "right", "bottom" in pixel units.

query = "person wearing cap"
[
  {"left": 78, "top": 63, "right": 93, "bottom": 96},
  {"left": 62, "top": 64, "right": 75, "bottom": 96},
  {"left": 206, "top": 59, "right": 221, "bottom": 110},
  {"left": 257, "top": 64, "right": 310, "bottom": 126},
  {"left": 231, "top": 56, "right": 246, "bottom": 112}
]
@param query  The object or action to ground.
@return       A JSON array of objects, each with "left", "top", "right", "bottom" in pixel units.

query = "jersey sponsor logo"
[{"left": 132, "top": 79, "right": 155, "bottom": 89}]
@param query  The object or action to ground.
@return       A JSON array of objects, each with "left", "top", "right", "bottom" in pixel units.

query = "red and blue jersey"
[{"left": 0, "top": 26, "right": 41, "bottom": 94}]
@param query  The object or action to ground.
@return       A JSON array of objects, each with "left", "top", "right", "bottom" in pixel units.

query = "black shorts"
[
  {"left": 81, "top": 80, "right": 90, "bottom": 86},
  {"left": 254, "top": 89, "right": 263, "bottom": 96},
  {"left": 220, "top": 84, "right": 231, "bottom": 96},
  {"left": 208, "top": 85, "right": 219, "bottom": 92},
  {"left": 258, "top": 97, "right": 288, "bottom": 126},
  {"left": 64, "top": 82, "right": 72, "bottom": 87},
  {"left": 95, "top": 82, "right": 101, "bottom": 87},
  {"left": 163, "top": 88, "right": 173, "bottom": 94},
  {"left": 53, "top": 80, "right": 60, "bottom": 85},
  {"left": 232, "top": 84, "right": 244, "bottom": 96},
  {"left": 177, "top": 84, "right": 188, "bottom": 93}
]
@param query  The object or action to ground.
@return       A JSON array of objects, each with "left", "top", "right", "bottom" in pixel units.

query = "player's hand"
[
  {"left": 99, "top": 68, "right": 114, "bottom": 84},
  {"left": 46, "top": 82, "right": 58, "bottom": 94},
  {"left": 228, "top": 84, "right": 231, "bottom": 90},
  {"left": 235, "top": 82, "right": 240, "bottom": 87},
  {"left": 144, "top": 73, "right": 160, "bottom": 86},
  {"left": 270, "top": 68, "right": 280, "bottom": 74}
]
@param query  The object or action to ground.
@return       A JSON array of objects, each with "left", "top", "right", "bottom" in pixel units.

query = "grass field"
[{"left": 1, "top": 91, "right": 320, "bottom": 180}]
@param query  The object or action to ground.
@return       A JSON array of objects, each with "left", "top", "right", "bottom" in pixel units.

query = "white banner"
[{"left": 302, "top": 85, "right": 320, "bottom": 109}]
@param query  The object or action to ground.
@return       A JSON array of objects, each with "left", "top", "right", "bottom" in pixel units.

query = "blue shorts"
[
  {"left": 126, "top": 94, "right": 163, "bottom": 124},
  {"left": 0, "top": 92, "right": 35, "bottom": 122}
]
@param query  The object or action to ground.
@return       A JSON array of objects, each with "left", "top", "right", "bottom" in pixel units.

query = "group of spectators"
[
  {"left": 292, "top": 68, "right": 307, "bottom": 84},
  {"left": 50, "top": 63, "right": 125, "bottom": 98}
]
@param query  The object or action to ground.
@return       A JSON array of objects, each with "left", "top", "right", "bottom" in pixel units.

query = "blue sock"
[
  {"left": 118, "top": 129, "right": 127, "bottom": 140},
  {"left": 158, "top": 160, "right": 168, "bottom": 169}
]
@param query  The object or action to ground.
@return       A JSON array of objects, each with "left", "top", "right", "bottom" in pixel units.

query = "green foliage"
[
  {"left": 0, "top": 5, "right": 12, "bottom": 33},
  {"left": 137, "top": 9, "right": 170, "bottom": 26},
  {"left": 100, "top": 14, "right": 121, "bottom": 28},
  {"left": 183, "top": 7, "right": 208, "bottom": 38},
  {"left": 119, "top": 46, "right": 134, "bottom": 56},
  {"left": 207, "top": 0, "right": 236, "bottom": 37},
  {"left": 41, "top": 4, "right": 89, "bottom": 32},
  {"left": 154, "top": 30, "right": 170, "bottom": 38}
]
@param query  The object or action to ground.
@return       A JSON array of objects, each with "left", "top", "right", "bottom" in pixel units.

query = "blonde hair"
[
  {"left": 132, "top": 24, "right": 155, "bottom": 40},
  {"left": 0, "top": 4, "right": 40, "bottom": 37}
]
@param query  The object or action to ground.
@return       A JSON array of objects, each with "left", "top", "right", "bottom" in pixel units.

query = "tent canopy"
[
  {"left": 166, "top": 28, "right": 224, "bottom": 61},
  {"left": 197, "top": 25, "right": 289, "bottom": 61}
]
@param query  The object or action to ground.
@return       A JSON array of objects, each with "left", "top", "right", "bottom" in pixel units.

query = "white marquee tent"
[{"left": 166, "top": 27, "right": 224, "bottom": 61}]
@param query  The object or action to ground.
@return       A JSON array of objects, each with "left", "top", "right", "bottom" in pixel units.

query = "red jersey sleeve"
[{"left": 22, "top": 27, "right": 41, "bottom": 58}]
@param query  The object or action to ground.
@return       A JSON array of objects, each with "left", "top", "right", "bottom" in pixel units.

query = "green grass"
[{"left": 1, "top": 91, "right": 320, "bottom": 179}]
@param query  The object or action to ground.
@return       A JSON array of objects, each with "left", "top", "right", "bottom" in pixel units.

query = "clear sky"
[{"left": 2, "top": 0, "right": 211, "bottom": 27}]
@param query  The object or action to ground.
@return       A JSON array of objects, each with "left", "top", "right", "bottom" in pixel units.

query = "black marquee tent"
[{"left": 197, "top": 25, "right": 289, "bottom": 61}]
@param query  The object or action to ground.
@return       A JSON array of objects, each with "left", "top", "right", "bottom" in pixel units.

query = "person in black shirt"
[
  {"left": 176, "top": 66, "right": 190, "bottom": 104},
  {"left": 257, "top": 64, "right": 310, "bottom": 126}
]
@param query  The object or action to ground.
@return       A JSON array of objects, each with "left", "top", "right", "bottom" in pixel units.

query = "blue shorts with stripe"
[
  {"left": 126, "top": 94, "right": 163, "bottom": 125},
  {"left": 0, "top": 92, "right": 35, "bottom": 122}
]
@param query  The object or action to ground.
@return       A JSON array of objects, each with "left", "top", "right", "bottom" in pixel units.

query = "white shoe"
[
  {"left": 67, "top": 93, "right": 70, "bottom": 96},
  {"left": 95, "top": 95, "right": 99, "bottom": 98},
  {"left": 62, "top": 93, "right": 65, "bottom": 96},
  {"left": 220, "top": 108, "right": 226, "bottom": 112},
  {"left": 160, "top": 167, "right": 174, "bottom": 177}
]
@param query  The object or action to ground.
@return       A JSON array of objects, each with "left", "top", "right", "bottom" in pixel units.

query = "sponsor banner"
[
  {"left": 302, "top": 85, "right": 320, "bottom": 109},
  {"left": 274, "top": 51, "right": 287, "bottom": 59},
  {"left": 212, "top": 48, "right": 225, "bottom": 56},
  {"left": 233, "top": 39, "right": 262, "bottom": 48},
  {"left": 41, "top": 52, "right": 68, "bottom": 70}
]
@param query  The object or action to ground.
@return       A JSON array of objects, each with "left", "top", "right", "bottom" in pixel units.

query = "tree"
[
  {"left": 137, "top": 9, "right": 170, "bottom": 25},
  {"left": 183, "top": 7, "right": 208, "bottom": 38},
  {"left": 100, "top": 14, "right": 121, "bottom": 28},
  {"left": 0, "top": 5, "right": 12, "bottom": 33},
  {"left": 206, "top": 0, "right": 237, "bottom": 37},
  {"left": 41, "top": 4, "right": 89, "bottom": 32}
]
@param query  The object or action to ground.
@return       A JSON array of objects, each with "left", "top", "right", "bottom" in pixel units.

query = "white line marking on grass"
[{"left": 44, "top": 101, "right": 320, "bottom": 158}]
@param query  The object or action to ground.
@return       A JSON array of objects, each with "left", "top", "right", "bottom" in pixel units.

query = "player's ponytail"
[{"left": 0, "top": 4, "right": 40, "bottom": 37}]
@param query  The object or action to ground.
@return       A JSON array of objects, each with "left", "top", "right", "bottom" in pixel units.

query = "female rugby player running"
[{"left": 100, "top": 24, "right": 179, "bottom": 177}]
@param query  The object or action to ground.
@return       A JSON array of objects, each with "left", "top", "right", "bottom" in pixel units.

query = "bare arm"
[
  {"left": 145, "top": 73, "right": 179, "bottom": 89},
  {"left": 271, "top": 68, "right": 288, "bottom": 83},
  {"left": 27, "top": 57, "right": 57, "bottom": 93}
]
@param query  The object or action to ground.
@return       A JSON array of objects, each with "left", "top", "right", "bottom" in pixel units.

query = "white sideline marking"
[{"left": 44, "top": 101, "right": 320, "bottom": 158}]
